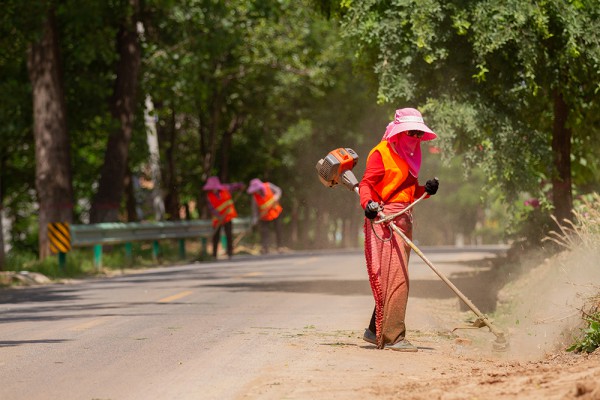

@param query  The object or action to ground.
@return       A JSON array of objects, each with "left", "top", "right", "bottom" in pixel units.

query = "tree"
[
  {"left": 141, "top": 0, "right": 375, "bottom": 234},
  {"left": 337, "top": 0, "right": 600, "bottom": 229},
  {"left": 0, "top": 2, "right": 36, "bottom": 267},
  {"left": 89, "top": 0, "right": 142, "bottom": 223},
  {"left": 467, "top": 0, "right": 600, "bottom": 224},
  {"left": 27, "top": 6, "right": 74, "bottom": 259}
]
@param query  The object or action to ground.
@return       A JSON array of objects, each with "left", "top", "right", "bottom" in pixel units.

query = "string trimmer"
[{"left": 316, "top": 147, "right": 509, "bottom": 352}]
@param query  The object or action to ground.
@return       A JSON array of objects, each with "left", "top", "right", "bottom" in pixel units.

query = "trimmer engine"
[{"left": 315, "top": 148, "right": 360, "bottom": 192}]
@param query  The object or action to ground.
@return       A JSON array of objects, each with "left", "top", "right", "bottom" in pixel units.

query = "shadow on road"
[
  {"left": 0, "top": 339, "right": 71, "bottom": 347},
  {"left": 203, "top": 265, "right": 502, "bottom": 313},
  {"left": 0, "top": 286, "right": 81, "bottom": 304}
]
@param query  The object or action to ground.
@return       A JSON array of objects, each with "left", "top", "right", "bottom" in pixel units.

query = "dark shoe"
[
  {"left": 362, "top": 328, "right": 377, "bottom": 345},
  {"left": 385, "top": 339, "right": 418, "bottom": 352}
]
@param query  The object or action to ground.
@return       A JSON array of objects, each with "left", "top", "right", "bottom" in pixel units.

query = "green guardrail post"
[
  {"left": 153, "top": 241, "right": 160, "bottom": 262},
  {"left": 93, "top": 244, "right": 103, "bottom": 270},
  {"left": 201, "top": 237, "right": 207, "bottom": 257},
  {"left": 58, "top": 252, "right": 66, "bottom": 272},
  {"left": 179, "top": 239, "right": 186, "bottom": 260},
  {"left": 220, "top": 233, "right": 227, "bottom": 254},
  {"left": 125, "top": 242, "right": 133, "bottom": 267}
]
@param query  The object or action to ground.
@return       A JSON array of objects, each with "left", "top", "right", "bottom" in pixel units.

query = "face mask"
[
  {"left": 402, "top": 135, "right": 421, "bottom": 154},
  {"left": 388, "top": 133, "right": 422, "bottom": 176}
]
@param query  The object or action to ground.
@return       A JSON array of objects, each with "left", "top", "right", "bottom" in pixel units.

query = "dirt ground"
[
  {"left": 237, "top": 326, "right": 600, "bottom": 400},
  {"left": 231, "top": 292, "right": 600, "bottom": 400},
  {"left": 238, "top": 246, "right": 600, "bottom": 400}
]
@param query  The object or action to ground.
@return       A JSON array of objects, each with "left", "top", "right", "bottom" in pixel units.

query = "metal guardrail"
[
  {"left": 59, "top": 218, "right": 253, "bottom": 269},
  {"left": 70, "top": 218, "right": 252, "bottom": 247}
]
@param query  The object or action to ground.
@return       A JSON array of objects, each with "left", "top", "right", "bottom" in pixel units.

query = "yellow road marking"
[
  {"left": 157, "top": 290, "right": 193, "bottom": 303},
  {"left": 69, "top": 317, "right": 112, "bottom": 332},
  {"left": 294, "top": 257, "right": 319, "bottom": 265},
  {"left": 236, "top": 271, "right": 264, "bottom": 278}
]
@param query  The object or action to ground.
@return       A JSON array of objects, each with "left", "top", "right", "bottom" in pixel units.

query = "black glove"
[
  {"left": 425, "top": 178, "right": 439, "bottom": 195},
  {"left": 365, "top": 200, "right": 380, "bottom": 219}
]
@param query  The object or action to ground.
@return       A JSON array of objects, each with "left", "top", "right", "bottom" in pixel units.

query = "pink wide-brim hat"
[
  {"left": 247, "top": 178, "right": 264, "bottom": 194},
  {"left": 202, "top": 176, "right": 224, "bottom": 191},
  {"left": 383, "top": 108, "right": 437, "bottom": 141}
]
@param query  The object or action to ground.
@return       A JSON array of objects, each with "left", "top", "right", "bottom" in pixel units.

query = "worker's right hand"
[{"left": 365, "top": 200, "right": 380, "bottom": 219}]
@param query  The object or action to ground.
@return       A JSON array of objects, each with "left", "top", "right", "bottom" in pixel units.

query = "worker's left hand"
[{"left": 425, "top": 178, "right": 439, "bottom": 195}]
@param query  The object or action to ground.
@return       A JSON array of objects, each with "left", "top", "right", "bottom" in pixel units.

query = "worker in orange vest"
[
  {"left": 247, "top": 178, "right": 283, "bottom": 254},
  {"left": 203, "top": 176, "right": 245, "bottom": 259},
  {"left": 359, "top": 107, "right": 439, "bottom": 352}
]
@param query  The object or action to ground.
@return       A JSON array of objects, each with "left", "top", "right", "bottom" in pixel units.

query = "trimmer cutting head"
[
  {"left": 453, "top": 318, "right": 510, "bottom": 352},
  {"left": 316, "top": 148, "right": 360, "bottom": 191},
  {"left": 492, "top": 334, "right": 510, "bottom": 352}
]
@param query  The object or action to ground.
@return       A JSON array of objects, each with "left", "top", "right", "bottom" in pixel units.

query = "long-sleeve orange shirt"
[{"left": 359, "top": 149, "right": 427, "bottom": 209}]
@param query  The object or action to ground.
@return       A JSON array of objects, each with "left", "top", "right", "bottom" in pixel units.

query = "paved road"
[{"left": 0, "top": 246, "right": 506, "bottom": 400}]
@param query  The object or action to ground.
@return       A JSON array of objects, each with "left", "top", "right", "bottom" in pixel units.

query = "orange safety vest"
[
  {"left": 367, "top": 140, "right": 416, "bottom": 203},
  {"left": 207, "top": 189, "right": 238, "bottom": 228},
  {"left": 253, "top": 183, "right": 283, "bottom": 221}
]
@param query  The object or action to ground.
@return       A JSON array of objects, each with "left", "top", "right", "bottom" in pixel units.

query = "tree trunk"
[
  {"left": 0, "top": 155, "right": 5, "bottom": 270},
  {"left": 314, "top": 209, "right": 328, "bottom": 248},
  {"left": 219, "top": 115, "right": 242, "bottom": 181},
  {"left": 90, "top": 0, "right": 141, "bottom": 223},
  {"left": 27, "top": 8, "right": 73, "bottom": 259},
  {"left": 349, "top": 213, "right": 360, "bottom": 248},
  {"left": 0, "top": 206, "right": 4, "bottom": 270},
  {"left": 551, "top": 89, "right": 573, "bottom": 224},
  {"left": 158, "top": 104, "right": 180, "bottom": 221},
  {"left": 124, "top": 166, "right": 138, "bottom": 222},
  {"left": 298, "top": 202, "right": 309, "bottom": 248},
  {"left": 289, "top": 201, "right": 299, "bottom": 245}
]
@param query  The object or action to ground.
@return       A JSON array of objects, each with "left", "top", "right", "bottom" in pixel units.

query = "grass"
[
  {"left": 542, "top": 192, "right": 600, "bottom": 353},
  {"left": 544, "top": 193, "right": 600, "bottom": 252},
  {"left": 2, "top": 239, "right": 210, "bottom": 284},
  {"left": 567, "top": 307, "right": 600, "bottom": 354}
]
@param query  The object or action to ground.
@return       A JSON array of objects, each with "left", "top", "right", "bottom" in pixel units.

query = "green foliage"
[
  {"left": 7, "top": 208, "right": 39, "bottom": 255},
  {"left": 3, "top": 0, "right": 555, "bottom": 259},
  {"left": 4, "top": 251, "right": 38, "bottom": 275},
  {"left": 5, "top": 249, "right": 86, "bottom": 279},
  {"left": 567, "top": 312, "right": 600, "bottom": 354},
  {"left": 415, "top": 150, "right": 511, "bottom": 245},
  {"left": 338, "top": 0, "right": 600, "bottom": 228},
  {"left": 0, "top": 2, "right": 38, "bottom": 256},
  {"left": 510, "top": 200, "right": 555, "bottom": 249},
  {"left": 138, "top": 0, "right": 386, "bottom": 247}
]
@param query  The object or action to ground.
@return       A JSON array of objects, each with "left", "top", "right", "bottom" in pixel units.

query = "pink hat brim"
[
  {"left": 202, "top": 177, "right": 225, "bottom": 191},
  {"left": 247, "top": 179, "right": 265, "bottom": 194},
  {"left": 387, "top": 121, "right": 437, "bottom": 141}
]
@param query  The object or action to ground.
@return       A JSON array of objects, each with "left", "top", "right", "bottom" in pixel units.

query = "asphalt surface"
[{"left": 0, "top": 246, "right": 507, "bottom": 399}]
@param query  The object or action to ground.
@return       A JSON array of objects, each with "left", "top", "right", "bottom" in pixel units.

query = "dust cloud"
[{"left": 496, "top": 245, "right": 600, "bottom": 361}]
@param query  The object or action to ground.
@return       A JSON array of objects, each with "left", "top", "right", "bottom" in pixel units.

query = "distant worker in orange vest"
[
  {"left": 247, "top": 178, "right": 283, "bottom": 254},
  {"left": 203, "top": 176, "right": 245, "bottom": 259}
]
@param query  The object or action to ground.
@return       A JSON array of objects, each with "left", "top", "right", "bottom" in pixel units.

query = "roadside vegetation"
[
  {"left": 550, "top": 193, "right": 600, "bottom": 354},
  {"left": 0, "top": 240, "right": 202, "bottom": 286},
  {"left": 568, "top": 306, "right": 600, "bottom": 354},
  {"left": 488, "top": 193, "right": 600, "bottom": 357},
  {"left": 552, "top": 193, "right": 600, "bottom": 354}
]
